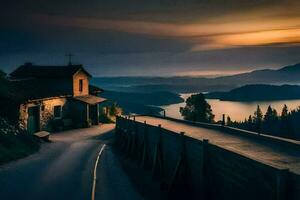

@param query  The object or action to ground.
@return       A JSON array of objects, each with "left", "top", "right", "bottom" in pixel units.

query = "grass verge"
[{"left": 0, "top": 133, "right": 40, "bottom": 165}]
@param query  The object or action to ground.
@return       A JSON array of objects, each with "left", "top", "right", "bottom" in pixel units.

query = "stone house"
[{"left": 0, "top": 63, "right": 106, "bottom": 134}]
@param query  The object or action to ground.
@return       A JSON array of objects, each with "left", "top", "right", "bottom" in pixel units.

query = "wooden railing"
[{"left": 115, "top": 115, "right": 300, "bottom": 200}]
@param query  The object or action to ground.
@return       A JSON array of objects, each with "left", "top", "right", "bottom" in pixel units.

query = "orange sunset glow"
[{"left": 1, "top": 1, "right": 300, "bottom": 200}]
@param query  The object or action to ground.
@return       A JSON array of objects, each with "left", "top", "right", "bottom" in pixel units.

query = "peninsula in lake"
[
  {"left": 100, "top": 91, "right": 184, "bottom": 115},
  {"left": 206, "top": 84, "right": 300, "bottom": 101}
]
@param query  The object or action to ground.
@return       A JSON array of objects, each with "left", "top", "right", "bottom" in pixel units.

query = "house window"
[
  {"left": 54, "top": 106, "right": 62, "bottom": 119},
  {"left": 79, "top": 79, "right": 83, "bottom": 92}
]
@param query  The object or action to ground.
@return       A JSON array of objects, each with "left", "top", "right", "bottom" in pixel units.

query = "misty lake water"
[{"left": 161, "top": 93, "right": 300, "bottom": 122}]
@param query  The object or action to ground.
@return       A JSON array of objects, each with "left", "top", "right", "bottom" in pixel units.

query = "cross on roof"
[{"left": 66, "top": 53, "right": 74, "bottom": 65}]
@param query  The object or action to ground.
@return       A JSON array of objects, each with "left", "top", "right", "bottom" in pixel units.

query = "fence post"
[
  {"left": 130, "top": 117, "right": 137, "bottom": 157},
  {"left": 201, "top": 139, "right": 209, "bottom": 199},
  {"left": 141, "top": 121, "right": 148, "bottom": 168},
  {"left": 168, "top": 132, "right": 188, "bottom": 195},
  {"left": 115, "top": 116, "right": 120, "bottom": 144},
  {"left": 276, "top": 168, "right": 288, "bottom": 200},
  {"left": 222, "top": 114, "right": 225, "bottom": 126},
  {"left": 119, "top": 117, "right": 126, "bottom": 149},
  {"left": 152, "top": 124, "right": 163, "bottom": 179},
  {"left": 125, "top": 117, "right": 132, "bottom": 154}
]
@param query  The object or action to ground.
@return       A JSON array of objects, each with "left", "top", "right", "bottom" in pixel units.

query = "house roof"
[
  {"left": 10, "top": 63, "right": 92, "bottom": 79},
  {"left": 0, "top": 79, "right": 72, "bottom": 103},
  {"left": 0, "top": 63, "right": 106, "bottom": 103},
  {"left": 0, "top": 78, "right": 106, "bottom": 104},
  {"left": 73, "top": 95, "right": 106, "bottom": 105},
  {"left": 89, "top": 85, "right": 104, "bottom": 94}
]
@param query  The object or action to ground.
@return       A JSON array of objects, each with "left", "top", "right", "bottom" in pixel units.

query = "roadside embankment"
[{"left": 0, "top": 117, "right": 40, "bottom": 165}]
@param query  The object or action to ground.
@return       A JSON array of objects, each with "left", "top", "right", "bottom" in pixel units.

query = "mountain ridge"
[{"left": 92, "top": 62, "right": 300, "bottom": 93}]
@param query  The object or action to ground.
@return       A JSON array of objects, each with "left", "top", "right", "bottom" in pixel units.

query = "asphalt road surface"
[{"left": 0, "top": 124, "right": 162, "bottom": 200}]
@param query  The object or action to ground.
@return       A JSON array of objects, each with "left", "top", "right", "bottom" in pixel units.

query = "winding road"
[{"left": 0, "top": 124, "right": 156, "bottom": 200}]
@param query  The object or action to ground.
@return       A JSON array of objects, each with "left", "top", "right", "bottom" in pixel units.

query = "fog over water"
[{"left": 161, "top": 93, "right": 300, "bottom": 122}]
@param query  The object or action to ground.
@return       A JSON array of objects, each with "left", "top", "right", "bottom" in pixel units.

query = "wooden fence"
[{"left": 115, "top": 116, "right": 300, "bottom": 200}]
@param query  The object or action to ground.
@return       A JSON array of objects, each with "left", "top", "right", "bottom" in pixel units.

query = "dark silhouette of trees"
[
  {"left": 179, "top": 93, "right": 300, "bottom": 140},
  {"left": 280, "top": 104, "right": 295, "bottom": 138},
  {"left": 247, "top": 115, "right": 254, "bottom": 131},
  {"left": 0, "top": 69, "right": 6, "bottom": 80},
  {"left": 288, "top": 108, "right": 300, "bottom": 139},
  {"left": 227, "top": 104, "right": 300, "bottom": 140},
  {"left": 226, "top": 116, "right": 232, "bottom": 126},
  {"left": 281, "top": 104, "right": 288, "bottom": 118},
  {"left": 253, "top": 105, "right": 263, "bottom": 133},
  {"left": 180, "top": 93, "right": 214, "bottom": 123},
  {"left": 262, "top": 105, "right": 279, "bottom": 135}
]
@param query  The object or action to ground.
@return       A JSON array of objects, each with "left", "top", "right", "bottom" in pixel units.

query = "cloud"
[
  {"left": 2, "top": 0, "right": 300, "bottom": 77},
  {"left": 32, "top": 12, "right": 300, "bottom": 51},
  {"left": 190, "top": 28, "right": 300, "bottom": 51},
  {"left": 174, "top": 69, "right": 251, "bottom": 77}
]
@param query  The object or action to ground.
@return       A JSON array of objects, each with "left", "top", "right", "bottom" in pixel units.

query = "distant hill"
[
  {"left": 92, "top": 63, "right": 300, "bottom": 93},
  {"left": 206, "top": 84, "right": 300, "bottom": 101},
  {"left": 101, "top": 90, "right": 183, "bottom": 106},
  {"left": 212, "top": 63, "right": 300, "bottom": 85},
  {"left": 101, "top": 90, "right": 184, "bottom": 115}
]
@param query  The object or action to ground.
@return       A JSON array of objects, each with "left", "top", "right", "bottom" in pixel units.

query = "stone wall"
[
  {"left": 19, "top": 97, "right": 69, "bottom": 132},
  {"left": 115, "top": 116, "right": 300, "bottom": 200}
]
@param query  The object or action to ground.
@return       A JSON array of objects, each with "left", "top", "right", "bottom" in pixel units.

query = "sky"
[{"left": 1, "top": 0, "right": 300, "bottom": 76}]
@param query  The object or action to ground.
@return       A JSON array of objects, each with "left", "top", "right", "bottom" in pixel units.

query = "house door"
[{"left": 27, "top": 106, "right": 40, "bottom": 134}]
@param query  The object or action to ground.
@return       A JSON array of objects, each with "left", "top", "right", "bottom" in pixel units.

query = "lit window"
[
  {"left": 54, "top": 106, "right": 62, "bottom": 118},
  {"left": 79, "top": 79, "right": 83, "bottom": 92}
]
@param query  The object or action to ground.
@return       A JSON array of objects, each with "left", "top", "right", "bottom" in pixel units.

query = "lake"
[{"left": 161, "top": 93, "right": 300, "bottom": 122}]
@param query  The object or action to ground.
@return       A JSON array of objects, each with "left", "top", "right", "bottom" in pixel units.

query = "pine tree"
[
  {"left": 264, "top": 105, "right": 273, "bottom": 122},
  {"left": 280, "top": 104, "right": 294, "bottom": 138},
  {"left": 253, "top": 105, "right": 263, "bottom": 132},
  {"left": 272, "top": 109, "right": 278, "bottom": 119},
  {"left": 247, "top": 115, "right": 253, "bottom": 131},
  {"left": 263, "top": 105, "right": 279, "bottom": 135},
  {"left": 226, "top": 116, "right": 232, "bottom": 126},
  {"left": 281, "top": 104, "right": 288, "bottom": 118},
  {"left": 0, "top": 69, "right": 6, "bottom": 79}
]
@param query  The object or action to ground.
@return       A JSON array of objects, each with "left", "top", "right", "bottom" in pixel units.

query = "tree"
[
  {"left": 180, "top": 93, "right": 214, "bottom": 123},
  {"left": 264, "top": 105, "right": 278, "bottom": 123},
  {"left": 246, "top": 115, "right": 254, "bottom": 131},
  {"left": 264, "top": 106, "right": 273, "bottom": 122},
  {"left": 109, "top": 102, "right": 122, "bottom": 117},
  {"left": 247, "top": 115, "right": 253, "bottom": 124},
  {"left": 281, "top": 104, "right": 288, "bottom": 119},
  {"left": 99, "top": 103, "right": 123, "bottom": 123},
  {"left": 225, "top": 104, "right": 300, "bottom": 140},
  {"left": 280, "top": 104, "right": 294, "bottom": 138},
  {"left": 272, "top": 109, "right": 278, "bottom": 119},
  {"left": 253, "top": 105, "right": 263, "bottom": 132},
  {"left": 288, "top": 107, "right": 300, "bottom": 139},
  {"left": 0, "top": 69, "right": 6, "bottom": 80},
  {"left": 226, "top": 116, "right": 232, "bottom": 126},
  {"left": 263, "top": 105, "right": 279, "bottom": 135}
]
